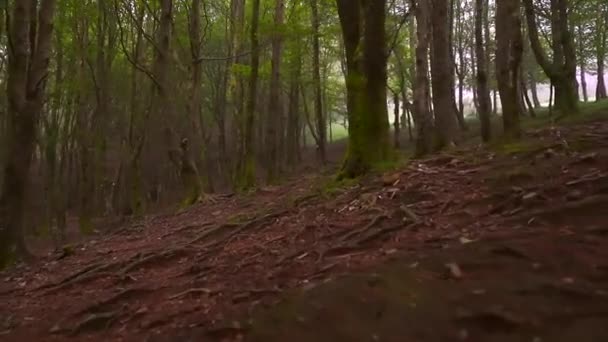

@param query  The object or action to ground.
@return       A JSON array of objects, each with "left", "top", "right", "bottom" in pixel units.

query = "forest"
[{"left": 0, "top": 0, "right": 608, "bottom": 340}]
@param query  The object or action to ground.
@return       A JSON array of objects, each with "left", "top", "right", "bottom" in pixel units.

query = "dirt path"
[{"left": 1, "top": 120, "right": 608, "bottom": 341}]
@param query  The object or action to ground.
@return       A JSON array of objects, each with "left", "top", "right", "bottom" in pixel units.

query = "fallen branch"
[
  {"left": 161, "top": 221, "right": 214, "bottom": 238},
  {"left": 356, "top": 224, "right": 410, "bottom": 246},
  {"left": 339, "top": 215, "right": 388, "bottom": 243}
]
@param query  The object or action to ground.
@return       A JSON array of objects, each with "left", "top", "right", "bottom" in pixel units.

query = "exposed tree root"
[
  {"left": 161, "top": 221, "right": 214, "bottom": 238},
  {"left": 339, "top": 215, "right": 388, "bottom": 243},
  {"left": 35, "top": 262, "right": 105, "bottom": 291},
  {"left": 168, "top": 287, "right": 214, "bottom": 300},
  {"left": 77, "top": 287, "right": 154, "bottom": 315},
  {"left": 71, "top": 311, "right": 118, "bottom": 335},
  {"left": 119, "top": 248, "right": 188, "bottom": 275},
  {"left": 356, "top": 224, "right": 410, "bottom": 246}
]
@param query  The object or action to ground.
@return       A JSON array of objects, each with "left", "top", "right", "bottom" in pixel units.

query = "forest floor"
[{"left": 2, "top": 109, "right": 608, "bottom": 341}]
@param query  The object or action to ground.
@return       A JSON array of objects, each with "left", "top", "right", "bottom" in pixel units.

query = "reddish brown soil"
[{"left": 1, "top": 120, "right": 608, "bottom": 341}]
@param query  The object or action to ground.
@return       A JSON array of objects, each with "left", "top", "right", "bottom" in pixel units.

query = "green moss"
[
  {"left": 79, "top": 216, "right": 94, "bottom": 235},
  {"left": 235, "top": 156, "right": 256, "bottom": 192},
  {"left": 318, "top": 176, "right": 360, "bottom": 198}
]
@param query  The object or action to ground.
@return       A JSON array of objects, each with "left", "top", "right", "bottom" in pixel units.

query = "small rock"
[
  {"left": 561, "top": 277, "right": 575, "bottom": 284},
  {"left": 381, "top": 173, "right": 401, "bottom": 186},
  {"left": 459, "top": 237, "right": 474, "bottom": 245},
  {"left": 566, "top": 190, "right": 583, "bottom": 201},
  {"left": 49, "top": 324, "right": 62, "bottom": 334},
  {"left": 458, "top": 329, "right": 469, "bottom": 340},
  {"left": 445, "top": 263, "right": 463, "bottom": 279},
  {"left": 579, "top": 152, "right": 597, "bottom": 163},
  {"left": 522, "top": 192, "right": 538, "bottom": 202}
]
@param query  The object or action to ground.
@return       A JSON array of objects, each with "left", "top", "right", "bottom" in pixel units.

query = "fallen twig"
[{"left": 168, "top": 287, "right": 214, "bottom": 300}]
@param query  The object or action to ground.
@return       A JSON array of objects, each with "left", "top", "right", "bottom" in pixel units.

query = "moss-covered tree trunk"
[{"left": 336, "top": 0, "right": 391, "bottom": 178}]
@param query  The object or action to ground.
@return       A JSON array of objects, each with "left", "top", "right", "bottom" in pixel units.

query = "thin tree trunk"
[
  {"left": 311, "top": 0, "right": 326, "bottom": 163},
  {"left": 266, "top": 0, "right": 285, "bottom": 182},
  {"left": 475, "top": 0, "right": 492, "bottom": 142},
  {"left": 236, "top": 0, "right": 261, "bottom": 189},
  {"left": 393, "top": 92, "right": 400, "bottom": 149}
]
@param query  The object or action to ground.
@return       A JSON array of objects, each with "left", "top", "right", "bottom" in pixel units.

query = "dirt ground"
[{"left": 1, "top": 118, "right": 608, "bottom": 341}]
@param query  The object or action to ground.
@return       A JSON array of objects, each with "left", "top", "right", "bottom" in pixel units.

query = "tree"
[
  {"left": 412, "top": 0, "right": 434, "bottom": 156},
  {"left": 496, "top": 0, "right": 523, "bottom": 138},
  {"left": 0, "top": 0, "right": 58, "bottom": 265},
  {"left": 596, "top": 1, "right": 607, "bottom": 100},
  {"left": 266, "top": 0, "right": 285, "bottom": 181},
  {"left": 430, "top": 0, "right": 460, "bottom": 148},
  {"left": 523, "top": 0, "right": 579, "bottom": 115},
  {"left": 236, "top": 0, "right": 261, "bottom": 190},
  {"left": 475, "top": 0, "right": 492, "bottom": 142},
  {"left": 336, "top": 0, "right": 391, "bottom": 178}
]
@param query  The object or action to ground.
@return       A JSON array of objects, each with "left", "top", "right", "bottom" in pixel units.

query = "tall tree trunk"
[
  {"left": 266, "top": 0, "right": 285, "bottom": 182},
  {"left": 496, "top": 0, "right": 523, "bottom": 138},
  {"left": 523, "top": 0, "right": 579, "bottom": 115},
  {"left": 336, "top": 0, "right": 391, "bottom": 177},
  {"left": 1, "top": 0, "right": 57, "bottom": 266},
  {"left": 412, "top": 0, "right": 433, "bottom": 156},
  {"left": 430, "top": 0, "right": 459, "bottom": 148},
  {"left": 475, "top": 0, "right": 492, "bottom": 142},
  {"left": 311, "top": 0, "right": 326, "bottom": 164},
  {"left": 236, "top": 0, "right": 261, "bottom": 189}
]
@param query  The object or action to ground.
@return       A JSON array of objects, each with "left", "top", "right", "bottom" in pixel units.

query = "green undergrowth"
[{"left": 523, "top": 99, "right": 608, "bottom": 129}]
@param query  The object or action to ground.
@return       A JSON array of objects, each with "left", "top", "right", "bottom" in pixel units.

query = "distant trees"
[{"left": 1, "top": 0, "right": 606, "bottom": 265}]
